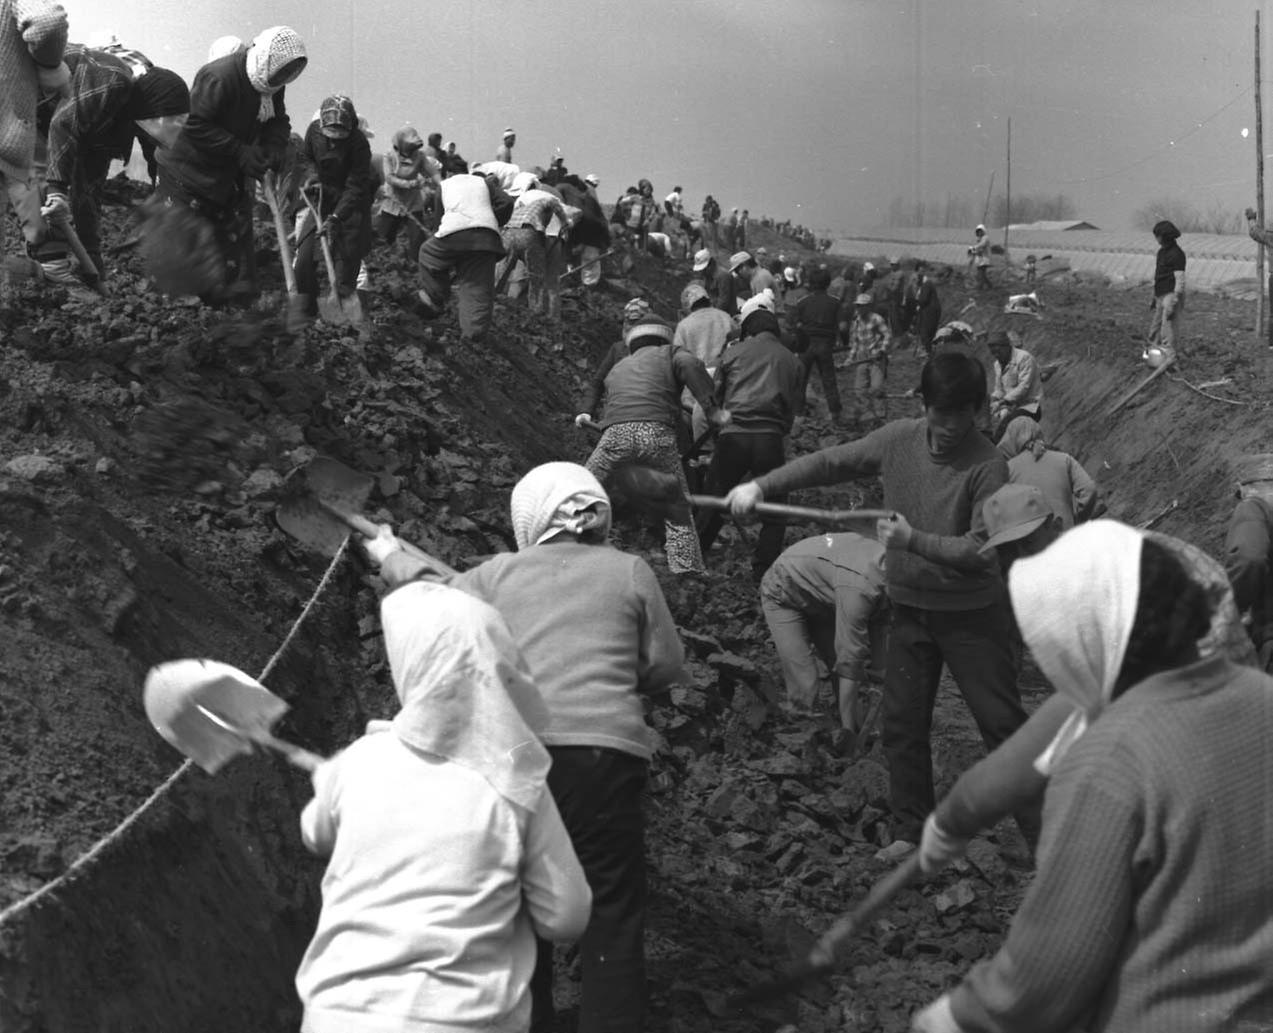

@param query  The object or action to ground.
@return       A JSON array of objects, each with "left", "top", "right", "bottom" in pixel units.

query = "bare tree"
[{"left": 1132, "top": 196, "right": 1244, "bottom": 235}]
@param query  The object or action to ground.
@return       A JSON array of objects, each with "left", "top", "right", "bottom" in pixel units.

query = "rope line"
[{"left": 0, "top": 536, "right": 353, "bottom": 929}]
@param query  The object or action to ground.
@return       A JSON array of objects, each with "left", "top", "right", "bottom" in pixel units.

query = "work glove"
[
  {"left": 709, "top": 407, "right": 732, "bottom": 428},
  {"left": 573, "top": 412, "right": 594, "bottom": 428},
  {"left": 918, "top": 813, "right": 969, "bottom": 874},
  {"left": 361, "top": 523, "right": 404, "bottom": 564},
  {"left": 912, "top": 994, "right": 966, "bottom": 1033},
  {"left": 40, "top": 190, "right": 70, "bottom": 220},
  {"left": 238, "top": 144, "right": 270, "bottom": 178}
]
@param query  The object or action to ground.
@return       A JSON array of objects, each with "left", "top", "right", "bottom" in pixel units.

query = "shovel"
[
  {"left": 275, "top": 455, "right": 456, "bottom": 574},
  {"left": 143, "top": 658, "right": 324, "bottom": 773},
  {"left": 45, "top": 209, "right": 109, "bottom": 297},
  {"left": 261, "top": 173, "right": 309, "bottom": 332},
  {"left": 731, "top": 853, "right": 922, "bottom": 1006},
  {"left": 301, "top": 189, "right": 365, "bottom": 328},
  {"left": 607, "top": 462, "right": 894, "bottom": 525}
]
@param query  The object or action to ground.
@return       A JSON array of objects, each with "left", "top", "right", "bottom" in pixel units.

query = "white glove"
[
  {"left": 41, "top": 190, "right": 70, "bottom": 219},
  {"left": 919, "top": 813, "right": 969, "bottom": 874},
  {"left": 710, "top": 407, "right": 732, "bottom": 428},
  {"left": 361, "top": 523, "right": 403, "bottom": 564},
  {"left": 574, "top": 412, "right": 593, "bottom": 428},
  {"left": 912, "top": 994, "right": 965, "bottom": 1033}
]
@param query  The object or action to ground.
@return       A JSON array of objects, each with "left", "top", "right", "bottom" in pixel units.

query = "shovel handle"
[
  {"left": 688, "top": 495, "right": 893, "bottom": 524},
  {"left": 578, "top": 415, "right": 603, "bottom": 433},
  {"left": 47, "top": 210, "right": 107, "bottom": 294},
  {"left": 257, "top": 731, "right": 325, "bottom": 772},
  {"left": 315, "top": 500, "right": 458, "bottom": 576}
]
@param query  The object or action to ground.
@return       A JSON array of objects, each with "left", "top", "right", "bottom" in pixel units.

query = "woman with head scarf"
[
  {"left": 374, "top": 124, "right": 429, "bottom": 263},
  {"left": 1005, "top": 425, "right": 1102, "bottom": 529},
  {"left": 153, "top": 25, "right": 306, "bottom": 299},
  {"left": 295, "top": 579, "right": 590, "bottom": 1033},
  {"left": 911, "top": 521, "right": 1273, "bottom": 1032},
  {"left": 363, "top": 462, "right": 685, "bottom": 1033}
]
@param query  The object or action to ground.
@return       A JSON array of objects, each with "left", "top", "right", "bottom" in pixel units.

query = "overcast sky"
[{"left": 64, "top": 0, "right": 1267, "bottom": 233}]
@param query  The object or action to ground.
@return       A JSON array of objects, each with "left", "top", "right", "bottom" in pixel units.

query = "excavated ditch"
[{"left": 1, "top": 187, "right": 1267, "bottom": 1033}]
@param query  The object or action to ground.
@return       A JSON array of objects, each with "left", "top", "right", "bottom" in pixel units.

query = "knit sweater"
[
  {"left": 950, "top": 655, "right": 1273, "bottom": 1033},
  {"left": 1007, "top": 448, "right": 1097, "bottom": 529},
  {"left": 451, "top": 541, "right": 686, "bottom": 759},
  {"left": 296, "top": 730, "right": 590, "bottom": 1033},
  {"left": 756, "top": 418, "right": 1006, "bottom": 610},
  {"left": 0, "top": 0, "right": 68, "bottom": 180},
  {"left": 673, "top": 306, "right": 734, "bottom": 368}
]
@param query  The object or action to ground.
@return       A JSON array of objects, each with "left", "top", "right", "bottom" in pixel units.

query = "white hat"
[
  {"left": 739, "top": 289, "right": 775, "bottom": 323},
  {"left": 863, "top": 261, "right": 874, "bottom": 272},
  {"left": 728, "top": 250, "right": 753, "bottom": 272},
  {"left": 975, "top": 223, "right": 986, "bottom": 234},
  {"left": 855, "top": 292, "right": 873, "bottom": 305},
  {"left": 503, "top": 127, "right": 516, "bottom": 137},
  {"left": 783, "top": 266, "right": 798, "bottom": 283},
  {"left": 692, "top": 248, "right": 712, "bottom": 272},
  {"left": 585, "top": 173, "right": 599, "bottom": 186}
]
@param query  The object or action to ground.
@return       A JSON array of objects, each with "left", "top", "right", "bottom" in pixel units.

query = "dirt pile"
[{"left": 0, "top": 189, "right": 1263, "bottom": 1032}]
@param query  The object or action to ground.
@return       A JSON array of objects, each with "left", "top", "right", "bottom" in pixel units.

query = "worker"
[
  {"left": 987, "top": 330, "right": 1042, "bottom": 437},
  {"left": 968, "top": 223, "right": 990, "bottom": 289},
  {"left": 37, "top": 46, "right": 189, "bottom": 290},
  {"left": 701, "top": 194, "right": 720, "bottom": 249},
  {"left": 792, "top": 265, "right": 845, "bottom": 424},
  {"left": 1146, "top": 218, "right": 1185, "bottom": 364},
  {"left": 722, "top": 250, "right": 756, "bottom": 316},
  {"left": 726, "top": 352, "right": 1037, "bottom": 860},
  {"left": 618, "top": 178, "right": 657, "bottom": 252},
  {"left": 759, "top": 532, "right": 888, "bottom": 729},
  {"left": 0, "top": 0, "right": 67, "bottom": 277},
  {"left": 909, "top": 261, "right": 942, "bottom": 357},
  {"left": 576, "top": 314, "right": 730, "bottom": 575},
  {"left": 674, "top": 281, "right": 734, "bottom": 370},
  {"left": 294, "top": 575, "right": 591, "bottom": 1033},
  {"left": 838, "top": 291, "right": 892, "bottom": 429},
  {"left": 910, "top": 523, "right": 1273, "bottom": 1033},
  {"left": 580, "top": 297, "right": 653, "bottom": 422},
  {"left": 499, "top": 170, "right": 575, "bottom": 318},
  {"left": 495, "top": 126, "right": 515, "bottom": 163},
  {"left": 1003, "top": 422, "right": 1102, "bottom": 529},
  {"left": 154, "top": 25, "right": 307, "bottom": 300},
  {"left": 374, "top": 125, "right": 430, "bottom": 265},
  {"left": 1224, "top": 487, "right": 1273, "bottom": 666},
  {"left": 414, "top": 166, "right": 515, "bottom": 343},
  {"left": 294, "top": 95, "right": 372, "bottom": 316},
  {"left": 691, "top": 248, "right": 734, "bottom": 316},
  {"left": 979, "top": 483, "right": 1062, "bottom": 569},
  {"left": 1245, "top": 206, "right": 1273, "bottom": 348},
  {"left": 697, "top": 292, "right": 804, "bottom": 577}
]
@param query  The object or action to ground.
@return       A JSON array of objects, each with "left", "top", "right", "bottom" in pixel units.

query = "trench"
[{"left": 2, "top": 222, "right": 1264, "bottom": 1032}]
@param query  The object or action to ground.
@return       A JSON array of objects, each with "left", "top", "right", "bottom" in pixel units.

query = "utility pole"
[
  {"left": 1004, "top": 118, "right": 1012, "bottom": 257},
  {"left": 981, "top": 171, "right": 995, "bottom": 227},
  {"left": 1257, "top": 10, "right": 1266, "bottom": 342}
]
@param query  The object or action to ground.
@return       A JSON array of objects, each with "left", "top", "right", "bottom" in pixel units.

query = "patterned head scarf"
[
  {"left": 318, "top": 95, "right": 355, "bottom": 139},
  {"left": 509, "top": 462, "right": 611, "bottom": 550},
  {"left": 245, "top": 26, "right": 307, "bottom": 121}
]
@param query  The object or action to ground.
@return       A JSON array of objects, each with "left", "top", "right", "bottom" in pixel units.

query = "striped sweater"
[
  {"left": 950, "top": 655, "right": 1273, "bottom": 1033},
  {"left": 0, "top": 0, "right": 68, "bottom": 180}
]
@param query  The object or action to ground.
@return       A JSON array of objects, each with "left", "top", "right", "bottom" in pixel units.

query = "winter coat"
[
  {"left": 0, "top": 0, "right": 68, "bottom": 180},
  {"left": 300, "top": 120, "right": 371, "bottom": 223}
]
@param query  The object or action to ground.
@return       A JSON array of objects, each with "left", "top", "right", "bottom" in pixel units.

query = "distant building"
[{"left": 1006, "top": 219, "right": 1101, "bottom": 232}]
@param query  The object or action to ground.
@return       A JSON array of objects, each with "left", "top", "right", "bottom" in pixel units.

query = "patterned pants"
[{"left": 585, "top": 421, "right": 706, "bottom": 574}]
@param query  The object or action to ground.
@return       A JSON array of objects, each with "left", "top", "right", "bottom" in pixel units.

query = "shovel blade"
[
  {"left": 275, "top": 456, "right": 375, "bottom": 555},
  {"left": 143, "top": 659, "right": 290, "bottom": 774},
  {"left": 275, "top": 491, "right": 351, "bottom": 557},
  {"left": 318, "top": 290, "right": 363, "bottom": 327}
]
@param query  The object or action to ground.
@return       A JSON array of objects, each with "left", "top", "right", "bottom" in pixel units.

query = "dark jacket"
[
  {"left": 715, "top": 330, "right": 804, "bottom": 435},
  {"left": 41, "top": 47, "right": 145, "bottom": 188},
  {"left": 792, "top": 290, "right": 840, "bottom": 350},
  {"left": 157, "top": 50, "right": 290, "bottom": 208},
  {"left": 600, "top": 343, "right": 717, "bottom": 430},
  {"left": 300, "top": 120, "right": 371, "bottom": 222}
]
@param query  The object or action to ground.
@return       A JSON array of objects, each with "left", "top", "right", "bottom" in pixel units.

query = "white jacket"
[{"left": 437, "top": 174, "right": 499, "bottom": 238}]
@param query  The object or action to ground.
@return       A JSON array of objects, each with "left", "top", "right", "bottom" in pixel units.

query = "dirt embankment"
[{"left": 0, "top": 199, "right": 1263, "bottom": 1033}]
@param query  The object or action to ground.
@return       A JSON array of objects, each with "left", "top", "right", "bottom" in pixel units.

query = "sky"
[{"left": 63, "top": 0, "right": 1270, "bottom": 234}]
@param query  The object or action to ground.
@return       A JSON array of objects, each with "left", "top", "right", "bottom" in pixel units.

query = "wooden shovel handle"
[
  {"left": 47, "top": 210, "right": 107, "bottom": 293},
  {"left": 688, "top": 495, "right": 893, "bottom": 524},
  {"left": 261, "top": 175, "right": 299, "bottom": 295},
  {"left": 257, "top": 731, "right": 325, "bottom": 772},
  {"left": 300, "top": 190, "right": 342, "bottom": 289}
]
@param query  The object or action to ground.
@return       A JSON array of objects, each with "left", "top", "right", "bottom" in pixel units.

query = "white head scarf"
[
  {"left": 1009, "top": 520, "right": 1143, "bottom": 775},
  {"left": 381, "top": 581, "right": 549, "bottom": 811},
  {"left": 245, "top": 26, "right": 306, "bottom": 122},
  {"left": 510, "top": 462, "right": 611, "bottom": 550},
  {"left": 208, "top": 35, "right": 245, "bottom": 62},
  {"left": 509, "top": 171, "right": 539, "bottom": 197}
]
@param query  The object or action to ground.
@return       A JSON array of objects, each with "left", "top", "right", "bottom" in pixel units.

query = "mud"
[{"left": 0, "top": 184, "right": 1264, "bottom": 1032}]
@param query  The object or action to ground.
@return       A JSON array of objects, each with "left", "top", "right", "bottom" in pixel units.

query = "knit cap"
[
  {"left": 624, "top": 314, "right": 674, "bottom": 349},
  {"left": 123, "top": 67, "right": 189, "bottom": 120}
]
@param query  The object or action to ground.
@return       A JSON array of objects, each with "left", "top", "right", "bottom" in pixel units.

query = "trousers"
[{"left": 696, "top": 431, "right": 788, "bottom": 573}]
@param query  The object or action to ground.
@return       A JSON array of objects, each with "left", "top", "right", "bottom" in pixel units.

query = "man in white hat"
[
  {"left": 495, "top": 127, "right": 515, "bottom": 163},
  {"left": 721, "top": 250, "right": 755, "bottom": 317},
  {"left": 838, "top": 291, "right": 892, "bottom": 428}
]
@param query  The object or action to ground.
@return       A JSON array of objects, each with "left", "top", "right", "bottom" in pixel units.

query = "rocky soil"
[{"left": 1, "top": 181, "right": 1267, "bottom": 1032}]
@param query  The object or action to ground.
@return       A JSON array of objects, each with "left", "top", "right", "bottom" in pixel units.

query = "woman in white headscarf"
[
  {"left": 295, "top": 580, "right": 590, "bottom": 1033},
  {"left": 911, "top": 521, "right": 1273, "bottom": 1033},
  {"left": 364, "top": 461, "right": 686, "bottom": 1033},
  {"left": 154, "top": 25, "right": 307, "bottom": 298}
]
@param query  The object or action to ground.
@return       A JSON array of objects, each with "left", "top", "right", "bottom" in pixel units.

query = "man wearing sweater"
[
  {"left": 0, "top": 0, "right": 68, "bottom": 268},
  {"left": 698, "top": 292, "right": 804, "bottom": 576},
  {"left": 727, "top": 352, "right": 1035, "bottom": 853}
]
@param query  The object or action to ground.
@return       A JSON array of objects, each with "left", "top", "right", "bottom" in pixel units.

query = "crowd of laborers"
[{"left": 6, "top": 8, "right": 1273, "bottom": 1033}]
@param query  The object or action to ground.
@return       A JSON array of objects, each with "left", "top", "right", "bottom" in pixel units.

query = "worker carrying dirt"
[
  {"left": 697, "top": 292, "right": 805, "bottom": 577},
  {"left": 152, "top": 25, "right": 307, "bottom": 300},
  {"left": 998, "top": 419, "right": 1103, "bottom": 529},
  {"left": 294, "top": 95, "right": 372, "bottom": 316},
  {"left": 986, "top": 330, "right": 1041, "bottom": 437},
  {"left": 726, "top": 352, "right": 1038, "bottom": 860},
  {"left": 910, "top": 523, "right": 1273, "bottom": 1033},
  {"left": 293, "top": 573, "right": 590, "bottom": 1033},
  {"left": 0, "top": 0, "right": 67, "bottom": 276},
  {"left": 838, "top": 292, "right": 892, "bottom": 429},
  {"left": 792, "top": 266, "right": 846, "bottom": 424},
  {"left": 759, "top": 532, "right": 887, "bottom": 730},
  {"left": 399, "top": 461, "right": 686, "bottom": 1033},
  {"left": 35, "top": 46, "right": 187, "bottom": 290},
  {"left": 1145, "top": 218, "right": 1185, "bottom": 364},
  {"left": 967, "top": 223, "right": 991, "bottom": 289},
  {"left": 414, "top": 165, "right": 515, "bottom": 343},
  {"left": 577, "top": 313, "right": 730, "bottom": 574}
]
